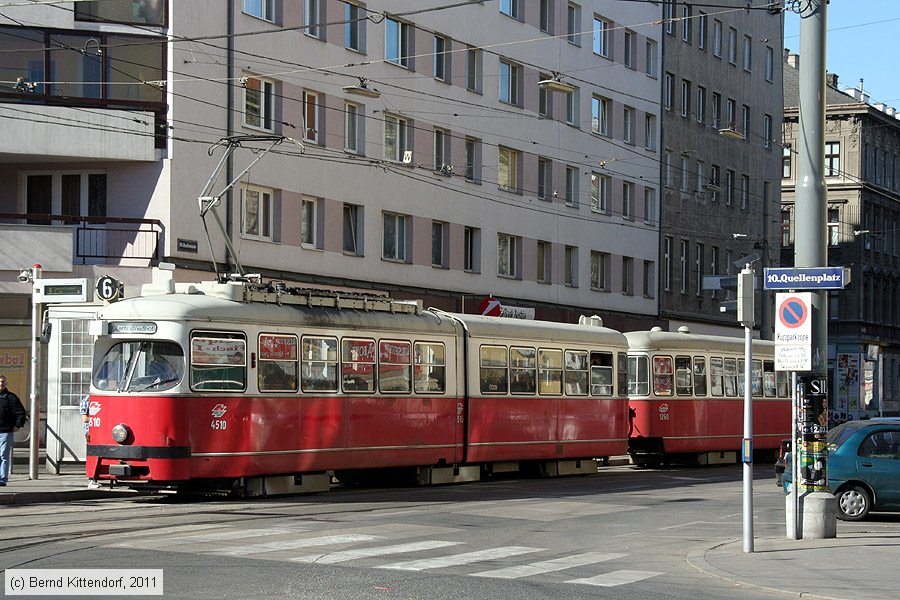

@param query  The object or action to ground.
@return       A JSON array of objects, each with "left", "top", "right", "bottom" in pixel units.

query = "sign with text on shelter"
[
  {"left": 775, "top": 292, "right": 812, "bottom": 371},
  {"left": 763, "top": 267, "right": 849, "bottom": 290}
]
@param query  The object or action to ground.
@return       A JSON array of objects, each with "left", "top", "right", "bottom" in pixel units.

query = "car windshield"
[
  {"left": 827, "top": 421, "right": 867, "bottom": 451},
  {"left": 94, "top": 340, "right": 184, "bottom": 392}
]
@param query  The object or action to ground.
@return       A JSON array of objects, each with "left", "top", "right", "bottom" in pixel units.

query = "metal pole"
[
  {"left": 792, "top": 371, "right": 800, "bottom": 539},
  {"left": 28, "top": 264, "right": 42, "bottom": 480},
  {"left": 743, "top": 321, "right": 753, "bottom": 553}
]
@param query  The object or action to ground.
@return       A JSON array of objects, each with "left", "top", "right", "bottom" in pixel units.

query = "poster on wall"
[
  {"left": 0, "top": 347, "right": 29, "bottom": 407},
  {"left": 836, "top": 353, "right": 860, "bottom": 421}
]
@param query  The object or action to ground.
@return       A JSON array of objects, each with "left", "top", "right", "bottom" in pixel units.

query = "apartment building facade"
[
  {"left": 658, "top": 0, "right": 783, "bottom": 336},
  {"left": 781, "top": 55, "right": 900, "bottom": 418}
]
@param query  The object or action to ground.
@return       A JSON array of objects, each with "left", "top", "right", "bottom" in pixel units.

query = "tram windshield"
[{"left": 94, "top": 341, "right": 184, "bottom": 392}]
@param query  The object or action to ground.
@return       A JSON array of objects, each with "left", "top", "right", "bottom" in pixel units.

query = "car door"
[{"left": 856, "top": 429, "right": 900, "bottom": 509}]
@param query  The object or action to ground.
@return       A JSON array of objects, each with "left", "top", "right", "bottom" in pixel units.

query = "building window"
[
  {"left": 681, "top": 155, "right": 691, "bottom": 193},
  {"left": 710, "top": 246, "right": 720, "bottom": 297},
  {"left": 725, "top": 169, "right": 735, "bottom": 205},
  {"left": 499, "top": 59, "right": 521, "bottom": 106},
  {"left": 537, "top": 240, "right": 551, "bottom": 283},
  {"left": 698, "top": 13, "right": 707, "bottom": 49},
  {"left": 727, "top": 27, "right": 737, "bottom": 64},
  {"left": 565, "top": 245, "right": 578, "bottom": 287},
  {"left": 567, "top": 3, "right": 581, "bottom": 46},
  {"left": 382, "top": 212, "right": 407, "bottom": 261},
  {"left": 742, "top": 35, "right": 752, "bottom": 71},
  {"left": 764, "top": 114, "right": 772, "bottom": 149},
  {"left": 243, "top": 76, "right": 274, "bottom": 131},
  {"left": 301, "top": 196, "right": 318, "bottom": 248},
  {"left": 466, "top": 46, "right": 481, "bottom": 93},
  {"left": 242, "top": 185, "right": 273, "bottom": 240},
  {"left": 645, "top": 114, "right": 657, "bottom": 150},
  {"left": 343, "top": 203, "right": 362, "bottom": 255},
  {"left": 565, "top": 89, "right": 577, "bottom": 125},
  {"left": 432, "top": 221, "right": 447, "bottom": 267},
  {"left": 644, "top": 188, "right": 656, "bottom": 224},
  {"left": 622, "top": 256, "right": 634, "bottom": 295},
  {"left": 498, "top": 147, "right": 519, "bottom": 192},
  {"left": 624, "top": 29, "right": 635, "bottom": 68},
  {"left": 712, "top": 20, "right": 722, "bottom": 57},
  {"left": 646, "top": 40, "right": 658, "bottom": 77},
  {"left": 590, "top": 251, "right": 609, "bottom": 291},
  {"left": 681, "top": 4, "right": 691, "bottom": 43},
  {"left": 781, "top": 210, "right": 792, "bottom": 246},
  {"left": 664, "top": 73, "right": 674, "bottom": 111},
  {"left": 643, "top": 260, "right": 655, "bottom": 298},
  {"left": 465, "top": 137, "right": 481, "bottom": 182},
  {"left": 696, "top": 86, "right": 706, "bottom": 123},
  {"left": 538, "top": 158, "right": 552, "bottom": 200},
  {"left": 725, "top": 98, "right": 736, "bottom": 128},
  {"left": 623, "top": 106, "right": 635, "bottom": 143},
  {"left": 304, "top": 0, "right": 323, "bottom": 39},
  {"left": 695, "top": 160, "right": 705, "bottom": 194},
  {"left": 591, "top": 172, "right": 609, "bottom": 213},
  {"left": 711, "top": 92, "right": 721, "bottom": 128},
  {"left": 710, "top": 165, "right": 720, "bottom": 201},
  {"left": 681, "top": 80, "right": 690, "bottom": 117},
  {"left": 345, "top": 102, "right": 362, "bottom": 154},
  {"left": 663, "top": 0, "right": 675, "bottom": 35},
  {"left": 593, "top": 17, "right": 610, "bottom": 57},
  {"left": 540, "top": 0, "right": 553, "bottom": 33},
  {"left": 741, "top": 105, "right": 750, "bottom": 140},
  {"left": 303, "top": 90, "right": 319, "bottom": 143},
  {"left": 782, "top": 145, "right": 792, "bottom": 178},
  {"left": 26, "top": 172, "right": 107, "bottom": 225},
  {"left": 243, "top": 0, "right": 273, "bottom": 21},
  {"left": 464, "top": 226, "right": 480, "bottom": 272},
  {"left": 741, "top": 174, "right": 749, "bottom": 209},
  {"left": 622, "top": 181, "right": 635, "bottom": 219},
  {"left": 77, "top": 0, "right": 166, "bottom": 25},
  {"left": 434, "top": 35, "right": 448, "bottom": 81},
  {"left": 538, "top": 72, "right": 552, "bottom": 116},
  {"left": 383, "top": 114, "right": 408, "bottom": 162},
  {"left": 385, "top": 17, "right": 410, "bottom": 67},
  {"left": 345, "top": 1, "right": 363, "bottom": 52},
  {"left": 765, "top": 46, "right": 774, "bottom": 82},
  {"left": 664, "top": 149, "right": 674, "bottom": 187},
  {"left": 592, "top": 96, "right": 610, "bottom": 135},
  {"left": 828, "top": 208, "right": 840, "bottom": 246},
  {"left": 498, "top": 233, "right": 519, "bottom": 278},
  {"left": 58, "top": 318, "right": 92, "bottom": 407},
  {"left": 664, "top": 236, "right": 672, "bottom": 291},
  {"left": 695, "top": 243, "right": 704, "bottom": 296},
  {"left": 500, "top": 0, "right": 520, "bottom": 19},
  {"left": 825, "top": 141, "right": 840, "bottom": 177},
  {"left": 434, "top": 128, "right": 450, "bottom": 172},
  {"left": 680, "top": 240, "right": 689, "bottom": 294},
  {"left": 565, "top": 165, "right": 578, "bottom": 207}
]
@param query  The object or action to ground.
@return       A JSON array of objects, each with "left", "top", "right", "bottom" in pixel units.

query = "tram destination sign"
[{"left": 763, "top": 267, "right": 849, "bottom": 290}]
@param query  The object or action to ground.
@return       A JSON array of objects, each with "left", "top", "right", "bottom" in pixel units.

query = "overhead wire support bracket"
[{"left": 197, "top": 135, "right": 304, "bottom": 278}]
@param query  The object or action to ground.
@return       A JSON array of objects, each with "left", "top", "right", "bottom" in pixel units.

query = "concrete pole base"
[{"left": 786, "top": 491, "right": 837, "bottom": 539}]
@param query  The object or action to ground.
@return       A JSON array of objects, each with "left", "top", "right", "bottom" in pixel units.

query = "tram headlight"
[{"left": 111, "top": 423, "right": 131, "bottom": 444}]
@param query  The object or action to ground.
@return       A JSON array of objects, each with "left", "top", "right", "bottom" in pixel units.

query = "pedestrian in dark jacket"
[{"left": 0, "top": 374, "right": 27, "bottom": 485}]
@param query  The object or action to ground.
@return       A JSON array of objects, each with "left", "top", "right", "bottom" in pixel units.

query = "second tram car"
[
  {"left": 85, "top": 279, "right": 630, "bottom": 494},
  {"left": 625, "top": 327, "right": 791, "bottom": 466}
]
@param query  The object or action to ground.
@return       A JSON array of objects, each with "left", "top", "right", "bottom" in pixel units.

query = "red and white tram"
[
  {"left": 625, "top": 327, "right": 792, "bottom": 466},
  {"left": 85, "top": 281, "right": 630, "bottom": 494}
]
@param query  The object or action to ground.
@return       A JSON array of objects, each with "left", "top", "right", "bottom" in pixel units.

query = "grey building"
[
  {"left": 658, "top": 1, "right": 783, "bottom": 336},
  {"left": 781, "top": 54, "right": 900, "bottom": 419}
]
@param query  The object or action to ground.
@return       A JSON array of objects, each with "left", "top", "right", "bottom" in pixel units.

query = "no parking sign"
[{"left": 774, "top": 293, "right": 812, "bottom": 371}]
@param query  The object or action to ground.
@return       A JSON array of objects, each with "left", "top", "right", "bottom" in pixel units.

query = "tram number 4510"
[{"left": 211, "top": 419, "right": 227, "bottom": 430}]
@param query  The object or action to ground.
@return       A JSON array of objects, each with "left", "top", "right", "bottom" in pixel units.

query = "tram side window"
[
  {"left": 301, "top": 336, "right": 338, "bottom": 392},
  {"left": 710, "top": 357, "right": 724, "bottom": 396},
  {"left": 591, "top": 351, "right": 614, "bottom": 396},
  {"left": 565, "top": 350, "right": 589, "bottom": 396},
  {"left": 763, "top": 360, "right": 777, "bottom": 397},
  {"left": 693, "top": 357, "right": 707, "bottom": 396},
  {"left": 190, "top": 333, "right": 246, "bottom": 391},
  {"left": 342, "top": 338, "right": 376, "bottom": 392},
  {"left": 379, "top": 340, "right": 411, "bottom": 393},
  {"left": 751, "top": 360, "right": 763, "bottom": 396},
  {"left": 628, "top": 355, "right": 649, "bottom": 395},
  {"left": 776, "top": 370, "right": 790, "bottom": 397},
  {"left": 652, "top": 355, "right": 674, "bottom": 396},
  {"left": 724, "top": 358, "right": 737, "bottom": 396},
  {"left": 617, "top": 352, "right": 628, "bottom": 397},
  {"left": 510, "top": 346, "right": 536, "bottom": 394},
  {"left": 674, "top": 355, "right": 693, "bottom": 396},
  {"left": 414, "top": 342, "right": 445, "bottom": 393},
  {"left": 258, "top": 333, "right": 298, "bottom": 392},
  {"left": 538, "top": 349, "right": 563, "bottom": 395},
  {"left": 480, "top": 345, "right": 508, "bottom": 394},
  {"left": 737, "top": 359, "right": 746, "bottom": 397}
]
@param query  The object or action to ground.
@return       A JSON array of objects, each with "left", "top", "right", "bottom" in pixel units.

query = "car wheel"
[{"left": 836, "top": 485, "right": 871, "bottom": 521}]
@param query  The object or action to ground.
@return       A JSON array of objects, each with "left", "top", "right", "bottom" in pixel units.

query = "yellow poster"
[{"left": 0, "top": 347, "right": 30, "bottom": 407}]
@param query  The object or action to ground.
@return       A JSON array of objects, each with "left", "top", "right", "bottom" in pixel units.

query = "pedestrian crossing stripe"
[
  {"left": 567, "top": 569, "right": 664, "bottom": 587},
  {"left": 290, "top": 540, "right": 464, "bottom": 564},
  {"left": 380, "top": 546, "right": 542, "bottom": 571},
  {"left": 472, "top": 552, "right": 627, "bottom": 579}
]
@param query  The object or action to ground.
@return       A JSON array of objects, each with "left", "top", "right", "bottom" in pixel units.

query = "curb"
[{"left": 0, "top": 489, "right": 113, "bottom": 506}]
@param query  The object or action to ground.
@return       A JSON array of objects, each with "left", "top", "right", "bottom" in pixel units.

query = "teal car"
[{"left": 784, "top": 418, "right": 900, "bottom": 521}]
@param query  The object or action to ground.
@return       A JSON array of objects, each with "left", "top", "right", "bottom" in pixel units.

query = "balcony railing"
[{"left": 0, "top": 213, "right": 163, "bottom": 264}]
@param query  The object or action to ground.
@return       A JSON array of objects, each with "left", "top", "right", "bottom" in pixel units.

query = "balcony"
[{"left": 0, "top": 213, "right": 163, "bottom": 267}]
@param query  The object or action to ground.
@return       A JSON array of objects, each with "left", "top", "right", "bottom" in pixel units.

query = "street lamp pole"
[{"left": 28, "top": 264, "right": 42, "bottom": 480}]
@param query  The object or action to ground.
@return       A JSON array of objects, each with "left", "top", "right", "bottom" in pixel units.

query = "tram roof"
[
  {"left": 447, "top": 312, "right": 628, "bottom": 348},
  {"left": 624, "top": 329, "right": 775, "bottom": 354}
]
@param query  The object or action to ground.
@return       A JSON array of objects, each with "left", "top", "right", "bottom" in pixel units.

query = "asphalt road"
[{"left": 1, "top": 464, "right": 805, "bottom": 599}]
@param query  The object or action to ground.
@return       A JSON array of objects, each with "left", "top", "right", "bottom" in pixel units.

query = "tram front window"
[{"left": 94, "top": 341, "right": 184, "bottom": 392}]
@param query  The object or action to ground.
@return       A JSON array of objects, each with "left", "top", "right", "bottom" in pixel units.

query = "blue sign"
[{"left": 764, "top": 267, "right": 849, "bottom": 290}]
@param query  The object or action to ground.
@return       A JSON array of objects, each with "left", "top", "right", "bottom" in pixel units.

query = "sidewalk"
[{"left": 0, "top": 461, "right": 122, "bottom": 505}]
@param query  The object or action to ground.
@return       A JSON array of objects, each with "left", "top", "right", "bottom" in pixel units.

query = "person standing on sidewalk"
[{"left": 0, "top": 374, "right": 27, "bottom": 486}]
